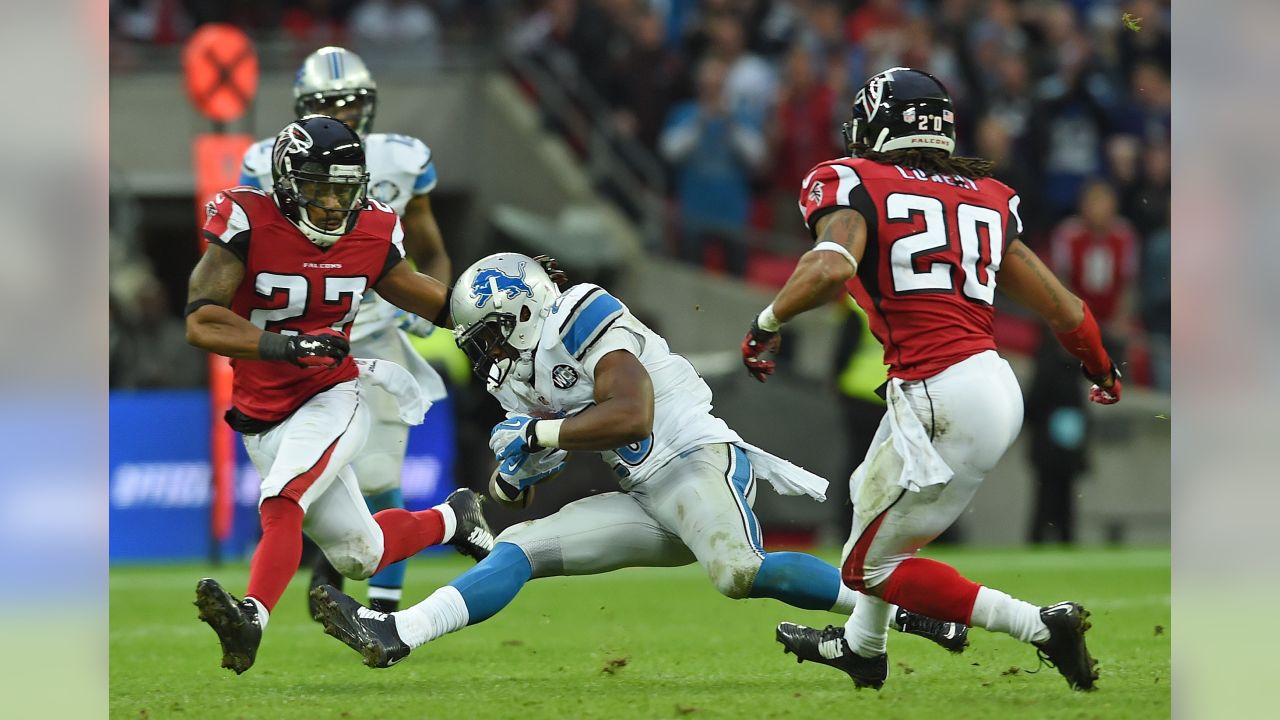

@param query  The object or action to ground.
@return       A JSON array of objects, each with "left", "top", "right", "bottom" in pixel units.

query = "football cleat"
[
  {"left": 894, "top": 607, "right": 969, "bottom": 653},
  {"left": 776, "top": 622, "right": 888, "bottom": 689},
  {"left": 1032, "top": 601, "right": 1099, "bottom": 691},
  {"left": 369, "top": 597, "right": 400, "bottom": 614},
  {"left": 307, "top": 555, "right": 346, "bottom": 622},
  {"left": 194, "top": 578, "right": 263, "bottom": 675},
  {"left": 311, "top": 584, "right": 411, "bottom": 669},
  {"left": 445, "top": 488, "right": 495, "bottom": 562}
]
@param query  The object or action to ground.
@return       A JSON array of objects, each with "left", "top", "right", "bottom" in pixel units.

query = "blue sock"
[
  {"left": 449, "top": 542, "right": 533, "bottom": 624},
  {"left": 748, "top": 552, "right": 844, "bottom": 611},
  {"left": 365, "top": 488, "right": 407, "bottom": 593}
]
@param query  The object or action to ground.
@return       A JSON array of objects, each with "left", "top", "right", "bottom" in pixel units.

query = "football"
[{"left": 489, "top": 468, "right": 538, "bottom": 509}]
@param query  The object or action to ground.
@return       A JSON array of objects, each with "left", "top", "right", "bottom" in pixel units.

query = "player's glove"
[
  {"left": 741, "top": 318, "right": 781, "bottom": 383},
  {"left": 490, "top": 415, "right": 544, "bottom": 472},
  {"left": 393, "top": 308, "right": 436, "bottom": 338},
  {"left": 1083, "top": 364, "right": 1122, "bottom": 405},
  {"left": 491, "top": 446, "right": 568, "bottom": 507},
  {"left": 533, "top": 254, "right": 569, "bottom": 289},
  {"left": 259, "top": 331, "right": 350, "bottom": 369}
]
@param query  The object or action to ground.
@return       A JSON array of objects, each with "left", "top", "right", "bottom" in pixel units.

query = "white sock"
[
  {"left": 843, "top": 592, "right": 892, "bottom": 657},
  {"left": 434, "top": 503, "right": 458, "bottom": 543},
  {"left": 368, "top": 586, "right": 402, "bottom": 603},
  {"left": 247, "top": 597, "right": 270, "bottom": 631},
  {"left": 969, "top": 586, "right": 1049, "bottom": 643},
  {"left": 392, "top": 586, "right": 469, "bottom": 649},
  {"left": 831, "top": 583, "right": 858, "bottom": 615}
]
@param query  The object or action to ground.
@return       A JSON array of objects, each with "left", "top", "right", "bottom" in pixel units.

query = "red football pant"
[
  {"left": 371, "top": 508, "right": 446, "bottom": 575},
  {"left": 245, "top": 497, "right": 305, "bottom": 612}
]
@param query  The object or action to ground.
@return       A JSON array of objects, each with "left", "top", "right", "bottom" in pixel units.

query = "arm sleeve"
[
  {"left": 412, "top": 161, "right": 438, "bottom": 195},
  {"left": 1006, "top": 193, "right": 1024, "bottom": 243},
  {"left": 798, "top": 161, "right": 875, "bottom": 240},
  {"left": 558, "top": 286, "right": 626, "bottom": 361},
  {"left": 375, "top": 218, "right": 408, "bottom": 285},
  {"left": 201, "top": 191, "right": 251, "bottom": 262},
  {"left": 581, "top": 325, "right": 645, "bottom": 378}
]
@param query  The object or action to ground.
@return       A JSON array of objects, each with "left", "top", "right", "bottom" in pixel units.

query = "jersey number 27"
[{"left": 250, "top": 273, "right": 367, "bottom": 335}]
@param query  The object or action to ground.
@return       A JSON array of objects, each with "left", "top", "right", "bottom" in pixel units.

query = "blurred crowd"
[
  {"left": 110, "top": 0, "right": 1170, "bottom": 391},
  {"left": 508, "top": 0, "right": 1169, "bottom": 388},
  {"left": 109, "top": 1, "right": 492, "bottom": 49}
]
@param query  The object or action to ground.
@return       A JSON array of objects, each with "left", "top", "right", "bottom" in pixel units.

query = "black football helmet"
[
  {"left": 842, "top": 67, "right": 956, "bottom": 156},
  {"left": 270, "top": 115, "right": 370, "bottom": 247}
]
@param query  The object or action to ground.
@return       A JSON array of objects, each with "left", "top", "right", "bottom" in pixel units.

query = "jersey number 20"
[{"left": 886, "top": 192, "right": 1005, "bottom": 305}]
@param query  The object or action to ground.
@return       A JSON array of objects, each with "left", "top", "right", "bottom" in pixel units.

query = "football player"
[
  {"left": 187, "top": 116, "right": 493, "bottom": 674},
  {"left": 739, "top": 68, "right": 1120, "bottom": 691},
  {"left": 307, "top": 253, "right": 970, "bottom": 669},
  {"left": 240, "top": 47, "right": 451, "bottom": 614}
]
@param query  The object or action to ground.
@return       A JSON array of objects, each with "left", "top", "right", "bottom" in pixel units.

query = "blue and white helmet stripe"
[{"left": 294, "top": 46, "right": 377, "bottom": 97}]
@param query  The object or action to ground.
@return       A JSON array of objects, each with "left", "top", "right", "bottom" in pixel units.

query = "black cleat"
[
  {"left": 1033, "top": 601, "right": 1099, "bottom": 691},
  {"left": 311, "top": 584, "right": 411, "bottom": 669},
  {"left": 446, "top": 488, "right": 495, "bottom": 562},
  {"left": 776, "top": 622, "right": 888, "bottom": 689},
  {"left": 194, "top": 578, "right": 263, "bottom": 675},
  {"left": 369, "top": 597, "right": 400, "bottom": 614},
  {"left": 307, "top": 554, "right": 345, "bottom": 622},
  {"left": 894, "top": 607, "right": 969, "bottom": 653}
]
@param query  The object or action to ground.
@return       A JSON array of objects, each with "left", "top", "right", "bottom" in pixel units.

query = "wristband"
[
  {"left": 258, "top": 332, "right": 291, "bottom": 362},
  {"left": 534, "top": 418, "right": 564, "bottom": 449},
  {"left": 184, "top": 298, "right": 223, "bottom": 318},
  {"left": 432, "top": 287, "right": 453, "bottom": 328},
  {"left": 757, "top": 304, "right": 783, "bottom": 333}
]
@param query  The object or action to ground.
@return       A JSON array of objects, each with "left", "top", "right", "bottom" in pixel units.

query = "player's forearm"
[
  {"left": 550, "top": 399, "right": 654, "bottom": 451},
  {"left": 768, "top": 252, "right": 852, "bottom": 325},
  {"left": 185, "top": 305, "right": 263, "bottom": 360},
  {"left": 376, "top": 264, "right": 452, "bottom": 329}
]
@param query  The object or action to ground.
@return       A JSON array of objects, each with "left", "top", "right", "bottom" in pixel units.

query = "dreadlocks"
[{"left": 854, "top": 148, "right": 995, "bottom": 181}]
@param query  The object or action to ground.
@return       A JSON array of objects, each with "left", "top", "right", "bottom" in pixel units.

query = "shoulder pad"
[{"left": 551, "top": 285, "right": 626, "bottom": 360}]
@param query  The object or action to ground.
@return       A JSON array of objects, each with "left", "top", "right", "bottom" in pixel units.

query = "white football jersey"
[
  {"left": 239, "top": 132, "right": 438, "bottom": 342},
  {"left": 488, "top": 284, "right": 741, "bottom": 488}
]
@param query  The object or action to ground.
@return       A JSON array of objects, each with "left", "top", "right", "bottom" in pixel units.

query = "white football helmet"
[
  {"left": 293, "top": 47, "right": 378, "bottom": 135},
  {"left": 452, "top": 253, "right": 561, "bottom": 387}
]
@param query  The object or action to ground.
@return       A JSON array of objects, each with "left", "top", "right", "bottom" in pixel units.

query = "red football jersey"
[
  {"left": 1048, "top": 217, "right": 1137, "bottom": 324},
  {"left": 201, "top": 187, "right": 405, "bottom": 421},
  {"left": 799, "top": 157, "right": 1023, "bottom": 380}
]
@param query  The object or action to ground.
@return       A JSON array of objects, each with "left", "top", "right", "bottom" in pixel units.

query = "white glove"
[{"left": 394, "top": 308, "right": 436, "bottom": 338}]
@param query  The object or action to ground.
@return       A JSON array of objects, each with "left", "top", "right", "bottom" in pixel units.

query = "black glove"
[
  {"left": 534, "top": 254, "right": 569, "bottom": 288},
  {"left": 260, "top": 331, "right": 350, "bottom": 369}
]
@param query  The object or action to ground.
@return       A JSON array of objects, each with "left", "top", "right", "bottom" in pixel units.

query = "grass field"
[{"left": 110, "top": 546, "right": 1170, "bottom": 719}]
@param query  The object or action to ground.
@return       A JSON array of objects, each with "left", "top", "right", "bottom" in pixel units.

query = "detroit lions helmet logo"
[{"left": 471, "top": 262, "right": 535, "bottom": 308}]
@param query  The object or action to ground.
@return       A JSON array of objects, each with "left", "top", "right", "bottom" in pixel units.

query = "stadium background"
[{"left": 108, "top": 0, "right": 1170, "bottom": 560}]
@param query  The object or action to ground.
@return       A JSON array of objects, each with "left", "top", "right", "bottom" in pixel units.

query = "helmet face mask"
[
  {"left": 844, "top": 67, "right": 956, "bottom": 157},
  {"left": 451, "top": 253, "right": 562, "bottom": 388},
  {"left": 296, "top": 89, "right": 377, "bottom": 136},
  {"left": 456, "top": 313, "right": 523, "bottom": 387},
  {"left": 293, "top": 47, "right": 378, "bottom": 135},
  {"left": 271, "top": 117, "right": 370, "bottom": 247}
]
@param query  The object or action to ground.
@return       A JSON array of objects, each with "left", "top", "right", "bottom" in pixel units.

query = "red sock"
[
  {"left": 878, "top": 557, "right": 981, "bottom": 625},
  {"left": 245, "top": 497, "right": 305, "bottom": 612},
  {"left": 372, "top": 508, "right": 445, "bottom": 575}
]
